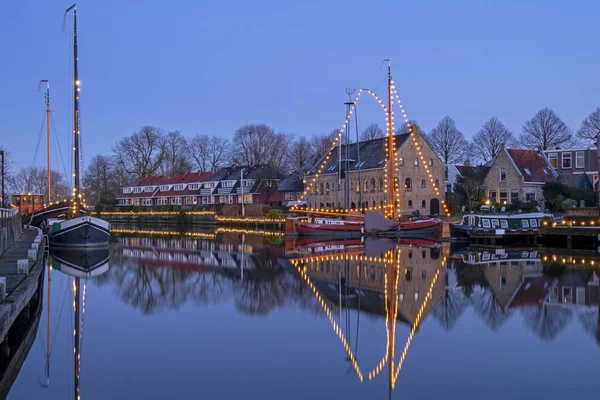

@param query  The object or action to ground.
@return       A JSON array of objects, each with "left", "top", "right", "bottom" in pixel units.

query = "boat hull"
[
  {"left": 286, "top": 216, "right": 441, "bottom": 237},
  {"left": 449, "top": 223, "right": 472, "bottom": 238},
  {"left": 47, "top": 216, "right": 110, "bottom": 248}
]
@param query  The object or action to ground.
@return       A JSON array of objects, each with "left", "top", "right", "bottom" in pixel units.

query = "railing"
[
  {"left": 0, "top": 208, "right": 18, "bottom": 218},
  {"left": 200, "top": 188, "right": 214, "bottom": 195},
  {"left": 217, "top": 188, "right": 232, "bottom": 195}
]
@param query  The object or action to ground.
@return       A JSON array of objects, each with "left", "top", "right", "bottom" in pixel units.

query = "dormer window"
[
  {"left": 524, "top": 168, "right": 531, "bottom": 175},
  {"left": 174, "top": 184, "right": 185, "bottom": 191},
  {"left": 160, "top": 185, "right": 170, "bottom": 191}
]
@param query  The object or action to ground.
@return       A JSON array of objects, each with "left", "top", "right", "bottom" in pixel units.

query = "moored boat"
[{"left": 449, "top": 212, "right": 552, "bottom": 239}]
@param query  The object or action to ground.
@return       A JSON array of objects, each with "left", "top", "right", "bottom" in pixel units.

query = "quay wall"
[{"left": 0, "top": 210, "right": 22, "bottom": 256}]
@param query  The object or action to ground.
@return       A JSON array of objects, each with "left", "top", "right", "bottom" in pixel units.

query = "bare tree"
[
  {"left": 0, "top": 146, "right": 15, "bottom": 202},
  {"left": 426, "top": 116, "right": 470, "bottom": 164},
  {"left": 577, "top": 107, "right": 600, "bottom": 144},
  {"left": 12, "top": 167, "right": 69, "bottom": 201},
  {"left": 231, "top": 124, "right": 290, "bottom": 173},
  {"left": 519, "top": 108, "right": 574, "bottom": 150},
  {"left": 395, "top": 120, "right": 420, "bottom": 135},
  {"left": 189, "top": 135, "right": 230, "bottom": 172},
  {"left": 112, "top": 126, "right": 166, "bottom": 178},
  {"left": 286, "top": 136, "right": 315, "bottom": 174},
  {"left": 311, "top": 129, "right": 339, "bottom": 162},
  {"left": 161, "top": 131, "right": 191, "bottom": 177},
  {"left": 206, "top": 136, "right": 229, "bottom": 172},
  {"left": 83, "top": 155, "right": 119, "bottom": 204},
  {"left": 472, "top": 117, "right": 517, "bottom": 163},
  {"left": 360, "top": 123, "right": 385, "bottom": 141}
]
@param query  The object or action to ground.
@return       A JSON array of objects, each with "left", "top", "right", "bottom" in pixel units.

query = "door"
[{"left": 430, "top": 198, "right": 440, "bottom": 215}]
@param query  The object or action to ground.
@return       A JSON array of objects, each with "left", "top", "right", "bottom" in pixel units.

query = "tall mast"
[
  {"left": 40, "top": 80, "right": 51, "bottom": 203},
  {"left": 386, "top": 62, "right": 394, "bottom": 219},
  {"left": 66, "top": 3, "right": 80, "bottom": 215}
]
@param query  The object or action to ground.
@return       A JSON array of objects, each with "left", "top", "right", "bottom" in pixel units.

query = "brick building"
[
  {"left": 542, "top": 147, "right": 598, "bottom": 190},
  {"left": 483, "top": 147, "right": 557, "bottom": 205},
  {"left": 305, "top": 133, "right": 445, "bottom": 216}
]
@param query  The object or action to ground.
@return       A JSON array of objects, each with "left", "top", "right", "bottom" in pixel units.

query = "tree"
[
  {"left": 426, "top": 116, "right": 469, "bottom": 164},
  {"left": 360, "top": 123, "right": 384, "bottom": 141},
  {"left": 231, "top": 124, "right": 290, "bottom": 174},
  {"left": 12, "top": 167, "right": 69, "bottom": 202},
  {"left": 83, "top": 155, "right": 119, "bottom": 205},
  {"left": 161, "top": 131, "right": 191, "bottom": 177},
  {"left": 472, "top": 117, "right": 517, "bottom": 163},
  {"left": 519, "top": 108, "right": 573, "bottom": 150},
  {"left": 454, "top": 167, "right": 485, "bottom": 211},
  {"left": 112, "top": 126, "right": 166, "bottom": 178},
  {"left": 311, "top": 129, "right": 339, "bottom": 162},
  {"left": 395, "top": 120, "right": 420, "bottom": 135},
  {"left": 206, "top": 136, "right": 229, "bottom": 172},
  {"left": 0, "top": 146, "right": 15, "bottom": 205},
  {"left": 286, "top": 136, "right": 315, "bottom": 174},
  {"left": 577, "top": 107, "right": 600, "bottom": 144}
]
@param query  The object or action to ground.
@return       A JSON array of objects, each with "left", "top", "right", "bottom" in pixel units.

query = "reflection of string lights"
[
  {"left": 100, "top": 211, "right": 215, "bottom": 216},
  {"left": 110, "top": 227, "right": 284, "bottom": 238}
]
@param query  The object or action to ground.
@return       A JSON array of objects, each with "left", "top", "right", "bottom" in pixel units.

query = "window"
[
  {"left": 562, "top": 287, "right": 572, "bottom": 303},
  {"left": 445, "top": 167, "right": 449, "bottom": 179},
  {"left": 500, "top": 167, "right": 506, "bottom": 181},
  {"left": 524, "top": 168, "right": 531, "bottom": 175},
  {"left": 543, "top": 169, "right": 549, "bottom": 175},
  {"left": 562, "top": 152, "right": 571, "bottom": 168},
  {"left": 355, "top": 180, "right": 359, "bottom": 193},
  {"left": 429, "top": 158, "right": 434, "bottom": 166},
  {"left": 363, "top": 179, "right": 368, "bottom": 192},
  {"left": 521, "top": 219, "right": 529, "bottom": 228},
  {"left": 408, "top": 200, "right": 413, "bottom": 208},
  {"left": 530, "top": 219, "right": 537, "bottom": 228},
  {"left": 510, "top": 189, "right": 519, "bottom": 204},
  {"left": 414, "top": 159, "right": 419, "bottom": 166},
  {"left": 378, "top": 178, "right": 383, "bottom": 191},
  {"left": 404, "top": 268, "right": 412, "bottom": 281},
  {"left": 399, "top": 157, "right": 404, "bottom": 166},
  {"left": 489, "top": 190, "right": 497, "bottom": 202},
  {"left": 320, "top": 183, "right": 324, "bottom": 195},
  {"left": 435, "top": 179, "right": 440, "bottom": 188},
  {"left": 482, "top": 219, "right": 491, "bottom": 228},
  {"left": 500, "top": 220, "right": 508, "bottom": 228},
  {"left": 576, "top": 151, "right": 584, "bottom": 168},
  {"left": 174, "top": 184, "right": 184, "bottom": 191},
  {"left": 421, "top": 179, "right": 426, "bottom": 188},
  {"left": 446, "top": 184, "right": 452, "bottom": 193},
  {"left": 371, "top": 178, "right": 376, "bottom": 191},
  {"left": 188, "top": 184, "right": 199, "bottom": 190},
  {"left": 548, "top": 153, "right": 558, "bottom": 168},
  {"left": 325, "top": 183, "right": 330, "bottom": 195},
  {"left": 499, "top": 190, "right": 508, "bottom": 204},
  {"left": 422, "top": 200, "right": 426, "bottom": 208},
  {"left": 404, "top": 178, "right": 412, "bottom": 191},
  {"left": 526, "top": 193, "right": 536, "bottom": 202},
  {"left": 492, "top": 219, "right": 499, "bottom": 228}
]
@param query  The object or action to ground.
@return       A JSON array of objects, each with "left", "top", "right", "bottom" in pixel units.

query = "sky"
[{"left": 1, "top": 0, "right": 599, "bottom": 174}]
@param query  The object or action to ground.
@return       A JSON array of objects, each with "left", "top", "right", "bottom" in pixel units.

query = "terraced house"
[{"left": 304, "top": 133, "right": 445, "bottom": 215}]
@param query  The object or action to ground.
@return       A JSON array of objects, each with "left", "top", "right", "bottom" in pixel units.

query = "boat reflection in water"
[{"left": 45, "top": 246, "right": 110, "bottom": 400}]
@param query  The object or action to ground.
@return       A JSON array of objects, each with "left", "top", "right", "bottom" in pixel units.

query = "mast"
[
  {"left": 74, "top": 277, "right": 80, "bottom": 400},
  {"left": 386, "top": 62, "right": 394, "bottom": 219},
  {"left": 66, "top": 3, "right": 80, "bottom": 215},
  {"left": 40, "top": 80, "right": 51, "bottom": 204}
]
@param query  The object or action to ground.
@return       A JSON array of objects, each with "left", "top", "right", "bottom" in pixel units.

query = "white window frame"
[
  {"left": 562, "top": 152, "right": 571, "bottom": 169},
  {"left": 526, "top": 193, "right": 536, "bottom": 202},
  {"left": 576, "top": 151, "right": 584, "bottom": 169},
  {"left": 500, "top": 167, "right": 506, "bottom": 182},
  {"left": 548, "top": 153, "right": 558, "bottom": 168}
]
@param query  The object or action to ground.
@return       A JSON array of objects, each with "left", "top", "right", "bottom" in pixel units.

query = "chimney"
[{"left": 501, "top": 142, "right": 505, "bottom": 150}]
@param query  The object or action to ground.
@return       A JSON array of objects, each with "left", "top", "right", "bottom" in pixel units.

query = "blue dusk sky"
[{"left": 0, "top": 0, "right": 599, "bottom": 172}]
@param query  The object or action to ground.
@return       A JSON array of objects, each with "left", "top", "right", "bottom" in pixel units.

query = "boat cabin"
[
  {"left": 461, "top": 213, "right": 546, "bottom": 231},
  {"left": 11, "top": 193, "right": 44, "bottom": 214}
]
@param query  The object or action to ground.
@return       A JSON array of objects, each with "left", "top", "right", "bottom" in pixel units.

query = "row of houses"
[
  {"left": 445, "top": 144, "right": 599, "bottom": 206},
  {"left": 117, "top": 165, "right": 283, "bottom": 207}
]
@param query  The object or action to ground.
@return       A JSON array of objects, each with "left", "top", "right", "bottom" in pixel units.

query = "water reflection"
[{"left": 6, "top": 229, "right": 600, "bottom": 399}]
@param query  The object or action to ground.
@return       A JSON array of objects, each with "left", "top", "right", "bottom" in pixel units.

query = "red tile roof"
[
  {"left": 509, "top": 276, "right": 555, "bottom": 308},
  {"left": 506, "top": 149, "right": 556, "bottom": 183},
  {"left": 129, "top": 176, "right": 170, "bottom": 187},
  {"left": 155, "top": 172, "right": 214, "bottom": 197}
]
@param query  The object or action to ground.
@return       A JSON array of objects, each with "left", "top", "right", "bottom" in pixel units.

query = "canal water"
[{"left": 6, "top": 227, "right": 600, "bottom": 399}]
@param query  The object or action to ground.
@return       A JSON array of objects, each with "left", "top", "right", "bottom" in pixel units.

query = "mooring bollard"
[
  {"left": 27, "top": 249, "right": 36, "bottom": 263},
  {"left": 0, "top": 277, "right": 5, "bottom": 300},
  {"left": 34, "top": 237, "right": 41, "bottom": 244},
  {"left": 17, "top": 259, "right": 29, "bottom": 274},
  {"left": 32, "top": 242, "right": 39, "bottom": 251}
]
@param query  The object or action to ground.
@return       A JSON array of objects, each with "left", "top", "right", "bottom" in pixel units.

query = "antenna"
[{"left": 345, "top": 87, "right": 356, "bottom": 101}]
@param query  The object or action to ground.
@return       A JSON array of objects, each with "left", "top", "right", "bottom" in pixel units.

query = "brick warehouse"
[{"left": 304, "top": 133, "right": 445, "bottom": 216}]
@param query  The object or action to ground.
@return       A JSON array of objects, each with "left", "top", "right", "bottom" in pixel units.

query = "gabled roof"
[
  {"left": 128, "top": 175, "right": 169, "bottom": 187},
  {"left": 204, "top": 164, "right": 280, "bottom": 182},
  {"left": 509, "top": 276, "right": 555, "bottom": 308},
  {"left": 166, "top": 171, "right": 213, "bottom": 185},
  {"left": 309, "top": 133, "right": 410, "bottom": 175},
  {"left": 455, "top": 165, "right": 490, "bottom": 181},
  {"left": 506, "top": 149, "right": 557, "bottom": 183},
  {"left": 278, "top": 172, "right": 304, "bottom": 192},
  {"left": 558, "top": 174, "right": 593, "bottom": 190}
]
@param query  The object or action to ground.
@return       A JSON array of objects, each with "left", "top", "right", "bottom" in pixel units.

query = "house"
[
  {"left": 445, "top": 165, "right": 461, "bottom": 193},
  {"left": 305, "top": 133, "right": 445, "bottom": 215},
  {"left": 557, "top": 174, "right": 594, "bottom": 190},
  {"left": 153, "top": 171, "right": 213, "bottom": 207},
  {"left": 198, "top": 164, "right": 282, "bottom": 206},
  {"left": 483, "top": 147, "right": 557, "bottom": 205},
  {"left": 543, "top": 147, "right": 598, "bottom": 189},
  {"left": 11, "top": 193, "right": 44, "bottom": 214},
  {"left": 116, "top": 176, "right": 168, "bottom": 207},
  {"left": 278, "top": 171, "right": 305, "bottom": 207}
]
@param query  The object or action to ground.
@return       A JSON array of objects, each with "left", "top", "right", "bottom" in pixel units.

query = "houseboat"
[{"left": 450, "top": 212, "right": 552, "bottom": 239}]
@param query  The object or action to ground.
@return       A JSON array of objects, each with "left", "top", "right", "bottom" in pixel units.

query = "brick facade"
[{"left": 305, "top": 134, "right": 445, "bottom": 216}]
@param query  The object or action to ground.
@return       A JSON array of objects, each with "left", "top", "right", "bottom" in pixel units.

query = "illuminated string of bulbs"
[
  {"left": 290, "top": 260, "right": 364, "bottom": 381},
  {"left": 392, "top": 87, "right": 451, "bottom": 217}
]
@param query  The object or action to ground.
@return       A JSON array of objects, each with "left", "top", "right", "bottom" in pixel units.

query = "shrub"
[
  {"left": 266, "top": 209, "right": 286, "bottom": 220},
  {"left": 561, "top": 198, "right": 577, "bottom": 209}
]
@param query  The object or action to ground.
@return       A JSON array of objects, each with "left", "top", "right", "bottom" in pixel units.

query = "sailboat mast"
[
  {"left": 74, "top": 277, "right": 80, "bottom": 400},
  {"left": 67, "top": 3, "right": 80, "bottom": 215},
  {"left": 386, "top": 63, "right": 394, "bottom": 219},
  {"left": 44, "top": 81, "right": 51, "bottom": 203}
]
